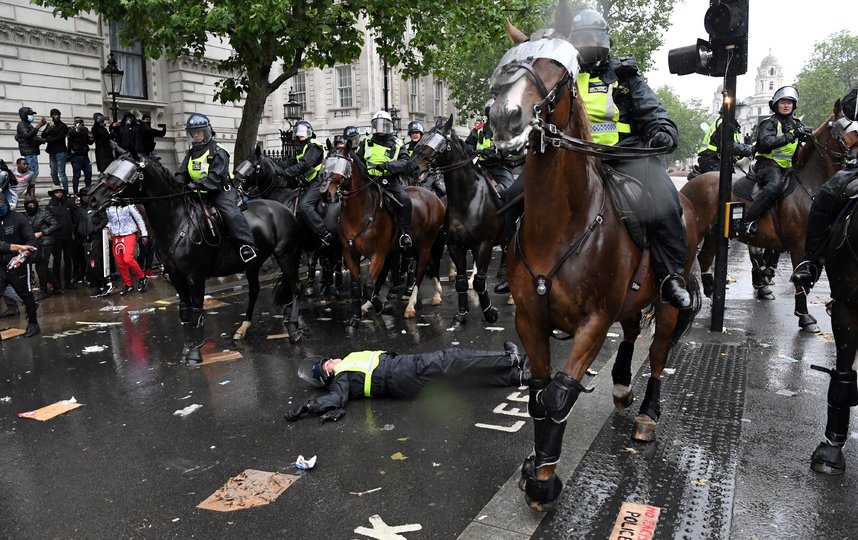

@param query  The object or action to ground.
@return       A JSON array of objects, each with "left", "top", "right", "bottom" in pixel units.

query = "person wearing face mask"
[
  {"left": 113, "top": 112, "right": 147, "bottom": 157},
  {"left": 24, "top": 196, "right": 63, "bottom": 300},
  {"left": 0, "top": 197, "right": 40, "bottom": 337},
  {"left": 139, "top": 113, "right": 167, "bottom": 161},
  {"left": 67, "top": 117, "right": 94, "bottom": 195},
  {"left": 92, "top": 113, "right": 114, "bottom": 172},
  {"left": 15, "top": 106, "right": 46, "bottom": 186},
  {"left": 43, "top": 108, "right": 70, "bottom": 192},
  {"left": 0, "top": 160, "right": 20, "bottom": 210}
]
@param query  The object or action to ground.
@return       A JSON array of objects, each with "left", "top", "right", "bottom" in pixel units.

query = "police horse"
[
  {"left": 681, "top": 102, "right": 848, "bottom": 332},
  {"left": 489, "top": 6, "right": 702, "bottom": 511},
  {"left": 88, "top": 155, "right": 303, "bottom": 364},
  {"left": 322, "top": 143, "right": 446, "bottom": 325},
  {"left": 411, "top": 115, "right": 505, "bottom": 326}
]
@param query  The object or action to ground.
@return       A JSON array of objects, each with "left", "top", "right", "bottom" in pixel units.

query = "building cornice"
[
  {"left": 0, "top": 21, "right": 103, "bottom": 57},
  {"left": 168, "top": 56, "right": 237, "bottom": 77}
]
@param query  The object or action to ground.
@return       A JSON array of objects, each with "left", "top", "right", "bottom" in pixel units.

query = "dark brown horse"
[
  {"left": 322, "top": 143, "right": 446, "bottom": 326},
  {"left": 681, "top": 104, "right": 847, "bottom": 332},
  {"left": 491, "top": 7, "right": 701, "bottom": 511}
]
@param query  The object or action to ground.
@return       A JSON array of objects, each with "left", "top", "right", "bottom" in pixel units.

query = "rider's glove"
[
  {"left": 284, "top": 403, "right": 310, "bottom": 422},
  {"left": 795, "top": 126, "right": 813, "bottom": 142},
  {"left": 650, "top": 131, "right": 675, "bottom": 150},
  {"left": 374, "top": 162, "right": 389, "bottom": 173},
  {"left": 783, "top": 131, "right": 797, "bottom": 144},
  {"left": 319, "top": 408, "right": 346, "bottom": 424}
]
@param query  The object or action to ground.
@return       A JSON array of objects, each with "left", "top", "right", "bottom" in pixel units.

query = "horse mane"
[{"left": 143, "top": 156, "right": 187, "bottom": 191}]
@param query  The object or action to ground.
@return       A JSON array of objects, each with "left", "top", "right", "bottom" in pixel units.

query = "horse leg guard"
[
  {"left": 454, "top": 275, "right": 469, "bottom": 324},
  {"left": 179, "top": 304, "right": 192, "bottom": 358},
  {"left": 182, "top": 308, "right": 206, "bottom": 366},
  {"left": 349, "top": 281, "right": 361, "bottom": 326},
  {"left": 611, "top": 341, "right": 635, "bottom": 409},
  {"left": 701, "top": 272, "right": 714, "bottom": 298},
  {"left": 473, "top": 273, "right": 498, "bottom": 323},
  {"left": 633, "top": 377, "right": 661, "bottom": 442},
  {"left": 522, "top": 379, "right": 565, "bottom": 511},
  {"left": 794, "top": 292, "right": 819, "bottom": 331},
  {"left": 811, "top": 367, "right": 854, "bottom": 474}
]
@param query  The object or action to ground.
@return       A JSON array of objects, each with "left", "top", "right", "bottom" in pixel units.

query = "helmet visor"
[
  {"left": 187, "top": 125, "right": 212, "bottom": 146},
  {"left": 372, "top": 117, "right": 393, "bottom": 135},
  {"left": 408, "top": 122, "right": 424, "bottom": 134},
  {"left": 570, "top": 29, "right": 609, "bottom": 50},
  {"left": 294, "top": 123, "right": 312, "bottom": 139}
]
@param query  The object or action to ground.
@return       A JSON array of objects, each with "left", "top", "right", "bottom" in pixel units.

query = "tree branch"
[{"left": 268, "top": 47, "right": 305, "bottom": 93}]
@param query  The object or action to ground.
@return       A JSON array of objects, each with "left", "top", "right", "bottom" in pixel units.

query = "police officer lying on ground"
[{"left": 285, "top": 342, "right": 529, "bottom": 423}]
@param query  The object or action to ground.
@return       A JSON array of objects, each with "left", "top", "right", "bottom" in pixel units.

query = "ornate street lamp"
[
  {"left": 389, "top": 106, "right": 401, "bottom": 134},
  {"left": 101, "top": 53, "right": 124, "bottom": 124},
  {"left": 280, "top": 88, "right": 303, "bottom": 158}
]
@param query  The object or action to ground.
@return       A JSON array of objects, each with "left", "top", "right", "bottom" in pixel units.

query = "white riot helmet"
[
  {"left": 371, "top": 110, "right": 394, "bottom": 135},
  {"left": 293, "top": 120, "right": 314, "bottom": 140},
  {"left": 769, "top": 86, "right": 799, "bottom": 113}
]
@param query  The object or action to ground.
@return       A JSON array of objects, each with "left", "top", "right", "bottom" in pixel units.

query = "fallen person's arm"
[{"left": 285, "top": 377, "right": 350, "bottom": 423}]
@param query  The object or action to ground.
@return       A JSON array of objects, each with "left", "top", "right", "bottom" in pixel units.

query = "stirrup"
[
  {"left": 743, "top": 220, "right": 757, "bottom": 235},
  {"left": 239, "top": 245, "right": 258, "bottom": 263},
  {"left": 399, "top": 233, "right": 413, "bottom": 248}
]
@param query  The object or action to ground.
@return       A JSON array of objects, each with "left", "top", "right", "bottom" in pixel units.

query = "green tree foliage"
[
  {"left": 795, "top": 31, "right": 858, "bottom": 129},
  {"left": 655, "top": 86, "right": 709, "bottom": 163}
]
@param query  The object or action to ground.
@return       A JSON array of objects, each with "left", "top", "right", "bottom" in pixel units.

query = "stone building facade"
[
  {"left": 710, "top": 52, "right": 785, "bottom": 141},
  {"left": 0, "top": 1, "right": 460, "bottom": 195}
]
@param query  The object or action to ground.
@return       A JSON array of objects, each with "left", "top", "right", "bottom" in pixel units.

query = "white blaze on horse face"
[{"left": 493, "top": 76, "right": 533, "bottom": 153}]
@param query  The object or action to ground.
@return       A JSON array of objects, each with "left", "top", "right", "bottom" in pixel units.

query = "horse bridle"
[
  {"left": 415, "top": 131, "right": 473, "bottom": 176},
  {"left": 89, "top": 157, "right": 145, "bottom": 212}
]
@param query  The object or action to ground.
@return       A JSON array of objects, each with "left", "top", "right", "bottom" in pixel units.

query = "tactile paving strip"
[{"left": 535, "top": 341, "right": 747, "bottom": 539}]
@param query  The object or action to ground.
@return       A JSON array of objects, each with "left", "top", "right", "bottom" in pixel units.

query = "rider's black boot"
[{"left": 660, "top": 274, "right": 692, "bottom": 310}]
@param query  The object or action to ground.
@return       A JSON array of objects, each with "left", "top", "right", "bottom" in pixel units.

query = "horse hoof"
[
  {"left": 631, "top": 414, "right": 657, "bottom": 442},
  {"left": 288, "top": 329, "right": 301, "bottom": 344},
  {"left": 430, "top": 297, "right": 442, "bottom": 306},
  {"left": 519, "top": 455, "right": 535, "bottom": 491},
  {"left": 507, "top": 295, "right": 515, "bottom": 306},
  {"left": 453, "top": 312, "right": 467, "bottom": 326},
  {"left": 811, "top": 441, "right": 845, "bottom": 475},
  {"left": 613, "top": 390, "right": 635, "bottom": 410},
  {"left": 755, "top": 287, "right": 775, "bottom": 300},
  {"left": 404, "top": 307, "right": 416, "bottom": 319},
  {"left": 484, "top": 306, "right": 498, "bottom": 324},
  {"left": 523, "top": 473, "right": 562, "bottom": 512}
]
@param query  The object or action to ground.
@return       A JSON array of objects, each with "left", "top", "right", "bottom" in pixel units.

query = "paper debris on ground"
[
  {"left": 218, "top": 380, "right": 231, "bottom": 386},
  {"left": 779, "top": 354, "right": 799, "bottom": 363},
  {"left": 484, "top": 327, "right": 505, "bottom": 332},
  {"left": 390, "top": 452, "right": 408, "bottom": 461},
  {"left": 76, "top": 321, "right": 122, "bottom": 326},
  {"left": 349, "top": 487, "right": 381, "bottom": 496},
  {"left": 266, "top": 333, "right": 290, "bottom": 340},
  {"left": 174, "top": 404, "right": 203, "bottom": 417},
  {"left": 776, "top": 389, "right": 797, "bottom": 397},
  {"left": 99, "top": 305, "right": 128, "bottom": 312},
  {"left": 197, "top": 469, "right": 298, "bottom": 512},
  {"left": 1, "top": 396, "right": 11, "bottom": 403},
  {"left": 295, "top": 455, "right": 317, "bottom": 470},
  {"left": 18, "top": 397, "right": 82, "bottom": 421},
  {"left": 203, "top": 298, "right": 230, "bottom": 309},
  {"left": 0, "top": 328, "right": 26, "bottom": 340},
  {"left": 203, "top": 351, "right": 243, "bottom": 364},
  {"left": 128, "top": 308, "right": 156, "bottom": 316},
  {"left": 82, "top": 345, "right": 107, "bottom": 354}
]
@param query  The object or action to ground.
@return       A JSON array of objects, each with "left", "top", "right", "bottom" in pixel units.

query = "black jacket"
[
  {"left": 175, "top": 141, "right": 231, "bottom": 192},
  {"left": 114, "top": 120, "right": 147, "bottom": 156},
  {"left": 755, "top": 114, "right": 808, "bottom": 158},
  {"left": 139, "top": 123, "right": 167, "bottom": 154},
  {"left": 280, "top": 141, "right": 325, "bottom": 180},
  {"left": 303, "top": 353, "right": 405, "bottom": 415},
  {"left": 68, "top": 126, "right": 93, "bottom": 157},
  {"left": 699, "top": 118, "right": 753, "bottom": 159},
  {"left": 26, "top": 207, "right": 60, "bottom": 246},
  {"left": 92, "top": 123, "right": 114, "bottom": 171},
  {"left": 15, "top": 119, "right": 43, "bottom": 156},
  {"left": 0, "top": 211, "right": 37, "bottom": 267},
  {"left": 585, "top": 57, "right": 678, "bottom": 150},
  {"left": 46, "top": 196, "right": 76, "bottom": 239},
  {"left": 43, "top": 121, "right": 69, "bottom": 155}
]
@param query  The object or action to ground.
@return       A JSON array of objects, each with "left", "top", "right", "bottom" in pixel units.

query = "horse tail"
[{"left": 670, "top": 272, "right": 701, "bottom": 347}]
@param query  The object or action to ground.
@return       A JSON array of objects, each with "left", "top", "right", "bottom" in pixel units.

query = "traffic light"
[{"left": 668, "top": 0, "right": 748, "bottom": 78}]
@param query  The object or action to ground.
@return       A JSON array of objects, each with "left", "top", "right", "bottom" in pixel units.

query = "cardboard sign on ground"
[
  {"left": 203, "top": 298, "right": 230, "bottom": 309},
  {"left": 0, "top": 328, "right": 26, "bottom": 340},
  {"left": 18, "top": 399, "right": 83, "bottom": 421},
  {"left": 202, "top": 350, "right": 243, "bottom": 364},
  {"left": 197, "top": 469, "right": 298, "bottom": 512},
  {"left": 609, "top": 502, "right": 660, "bottom": 540},
  {"left": 266, "top": 333, "right": 290, "bottom": 340}
]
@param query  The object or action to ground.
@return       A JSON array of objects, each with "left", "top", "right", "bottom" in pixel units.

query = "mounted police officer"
[
  {"left": 696, "top": 107, "right": 754, "bottom": 174},
  {"left": 281, "top": 120, "right": 329, "bottom": 245},
  {"left": 356, "top": 111, "right": 414, "bottom": 248},
  {"left": 404, "top": 121, "right": 424, "bottom": 157},
  {"left": 790, "top": 88, "right": 858, "bottom": 290},
  {"left": 175, "top": 114, "right": 257, "bottom": 263},
  {"left": 569, "top": 8, "right": 690, "bottom": 309},
  {"left": 466, "top": 98, "right": 521, "bottom": 195},
  {"left": 343, "top": 125, "right": 362, "bottom": 149},
  {"left": 743, "top": 86, "right": 813, "bottom": 235}
]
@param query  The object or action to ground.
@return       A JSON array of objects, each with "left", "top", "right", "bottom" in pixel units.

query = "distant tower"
[{"left": 756, "top": 50, "right": 784, "bottom": 96}]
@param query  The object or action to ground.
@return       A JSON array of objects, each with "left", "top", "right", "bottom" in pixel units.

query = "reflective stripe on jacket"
[
  {"left": 577, "top": 72, "right": 631, "bottom": 146},
  {"left": 364, "top": 140, "right": 402, "bottom": 177},
  {"left": 297, "top": 140, "right": 326, "bottom": 182},
  {"left": 756, "top": 121, "right": 798, "bottom": 169}
]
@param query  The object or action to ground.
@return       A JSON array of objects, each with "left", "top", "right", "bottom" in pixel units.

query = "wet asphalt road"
[{"left": 0, "top": 239, "right": 854, "bottom": 539}]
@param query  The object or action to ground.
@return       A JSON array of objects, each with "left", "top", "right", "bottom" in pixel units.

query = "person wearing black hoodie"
[
  {"left": 24, "top": 196, "right": 63, "bottom": 299},
  {"left": 140, "top": 113, "right": 167, "bottom": 160},
  {"left": 46, "top": 186, "right": 77, "bottom": 292},
  {"left": 0, "top": 197, "right": 40, "bottom": 337},
  {"left": 67, "top": 116, "right": 93, "bottom": 195},
  {"left": 15, "top": 106, "right": 46, "bottom": 184},
  {"left": 92, "top": 112, "right": 115, "bottom": 172},
  {"left": 43, "top": 108, "right": 70, "bottom": 192}
]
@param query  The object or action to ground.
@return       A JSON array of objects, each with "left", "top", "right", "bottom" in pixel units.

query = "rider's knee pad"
[
  {"left": 472, "top": 274, "right": 487, "bottom": 294},
  {"left": 529, "top": 379, "right": 549, "bottom": 420},
  {"left": 454, "top": 275, "right": 468, "bottom": 294},
  {"left": 828, "top": 369, "right": 858, "bottom": 408},
  {"left": 538, "top": 372, "right": 586, "bottom": 423}
]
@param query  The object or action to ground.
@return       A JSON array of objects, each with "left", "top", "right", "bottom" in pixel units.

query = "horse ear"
[
  {"left": 326, "top": 139, "right": 332, "bottom": 152},
  {"left": 444, "top": 114, "right": 454, "bottom": 132},
  {"left": 505, "top": 19, "right": 528, "bottom": 44},
  {"left": 555, "top": 0, "right": 573, "bottom": 38},
  {"left": 255, "top": 143, "right": 262, "bottom": 157},
  {"left": 834, "top": 98, "right": 843, "bottom": 117}
]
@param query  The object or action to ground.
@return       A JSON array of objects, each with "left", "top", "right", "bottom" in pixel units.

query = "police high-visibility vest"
[
  {"left": 333, "top": 350, "right": 384, "bottom": 397},
  {"left": 297, "top": 140, "right": 326, "bottom": 182},
  {"left": 698, "top": 118, "right": 741, "bottom": 154},
  {"left": 577, "top": 72, "right": 631, "bottom": 146},
  {"left": 364, "top": 140, "right": 402, "bottom": 177},
  {"left": 187, "top": 143, "right": 233, "bottom": 184},
  {"left": 756, "top": 117, "right": 799, "bottom": 169},
  {"left": 476, "top": 127, "right": 492, "bottom": 162}
]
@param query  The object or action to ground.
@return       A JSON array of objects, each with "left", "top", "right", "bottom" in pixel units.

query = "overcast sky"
[{"left": 645, "top": 0, "right": 850, "bottom": 109}]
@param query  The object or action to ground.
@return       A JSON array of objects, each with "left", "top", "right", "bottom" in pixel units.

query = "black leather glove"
[
  {"left": 374, "top": 162, "right": 389, "bottom": 173},
  {"left": 783, "top": 132, "right": 797, "bottom": 144},
  {"left": 284, "top": 403, "right": 309, "bottom": 422},
  {"left": 319, "top": 408, "right": 346, "bottom": 424},
  {"left": 650, "top": 131, "right": 674, "bottom": 149},
  {"left": 795, "top": 126, "right": 813, "bottom": 142}
]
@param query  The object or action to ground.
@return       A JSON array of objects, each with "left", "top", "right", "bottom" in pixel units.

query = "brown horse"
[
  {"left": 491, "top": 5, "right": 701, "bottom": 511},
  {"left": 322, "top": 143, "right": 446, "bottom": 326},
  {"left": 681, "top": 103, "right": 847, "bottom": 332}
]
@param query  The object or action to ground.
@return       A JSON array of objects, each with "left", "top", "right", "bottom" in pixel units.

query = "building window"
[
  {"left": 410, "top": 79, "right": 419, "bottom": 113},
  {"left": 109, "top": 21, "right": 147, "bottom": 99},
  {"left": 769, "top": 67, "right": 775, "bottom": 76},
  {"left": 760, "top": 81, "right": 764, "bottom": 92},
  {"left": 292, "top": 72, "right": 307, "bottom": 111},
  {"left": 434, "top": 80, "right": 443, "bottom": 117},
  {"left": 336, "top": 65, "right": 353, "bottom": 108},
  {"left": 769, "top": 81, "right": 774, "bottom": 91}
]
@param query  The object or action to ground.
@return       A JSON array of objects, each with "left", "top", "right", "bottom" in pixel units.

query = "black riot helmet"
[
  {"left": 343, "top": 125, "right": 361, "bottom": 147},
  {"left": 186, "top": 113, "right": 213, "bottom": 148},
  {"left": 569, "top": 9, "right": 611, "bottom": 66},
  {"left": 407, "top": 121, "right": 424, "bottom": 135}
]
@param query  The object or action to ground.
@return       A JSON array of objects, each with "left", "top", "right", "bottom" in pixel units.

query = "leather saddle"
[
  {"left": 732, "top": 170, "right": 796, "bottom": 201},
  {"left": 601, "top": 164, "right": 648, "bottom": 250}
]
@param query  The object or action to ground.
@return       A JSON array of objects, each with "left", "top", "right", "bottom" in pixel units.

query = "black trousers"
[
  {"left": 805, "top": 166, "right": 858, "bottom": 261},
  {"left": 84, "top": 234, "right": 108, "bottom": 288},
  {"left": 51, "top": 236, "right": 74, "bottom": 289},
  {"left": 211, "top": 186, "right": 256, "bottom": 246},
  {"left": 36, "top": 243, "right": 62, "bottom": 292},
  {"left": 381, "top": 178, "right": 412, "bottom": 234},
  {"left": 606, "top": 157, "right": 688, "bottom": 277},
  {"left": 0, "top": 266, "right": 38, "bottom": 324},
  {"left": 136, "top": 236, "right": 156, "bottom": 270},
  {"left": 386, "top": 347, "right": 520, "bottom": 399},
  {"left": 746, "top": 159, "right": 788, "bottom": 222},
  {"left": 299, "top": 179, "right": 329, "bottom": 238},
  {"left": 697, "top": 152, "right": 721, "bottom": 173}
]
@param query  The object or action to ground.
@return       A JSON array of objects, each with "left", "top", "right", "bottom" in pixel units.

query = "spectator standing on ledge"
[
  {"left": 43, "top": 108, "right": 70, "bottom": 192},
  {"left": 140, "top": 113, "right": 167, "bottom": 161},
  {"left": 67, "top": 117, "right": 93, "bottom": 195},
  {"left": 13, "top": 158, "right": 35, "bottom": 199},
  {"left": 14, "top": 106, "right": 45, "bottom": 186},
  {"left": 92, "top": 113, "right": 114, "bottom": 172}
]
